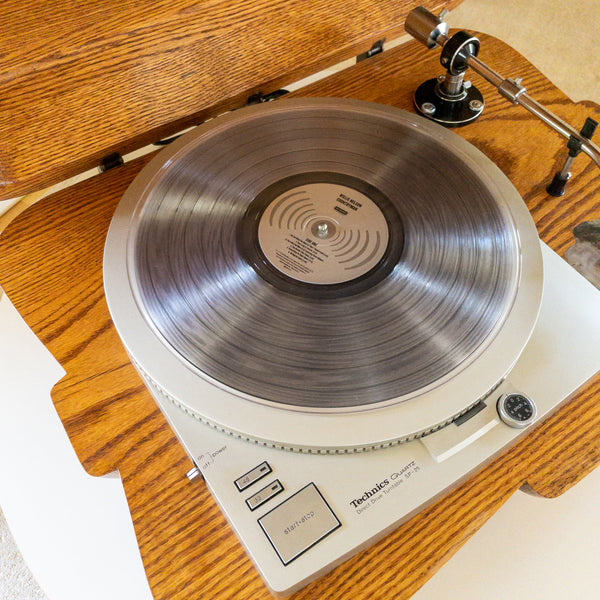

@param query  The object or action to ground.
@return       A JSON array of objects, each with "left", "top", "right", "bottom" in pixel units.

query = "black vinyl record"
[{"left": 128, "top": 99, "right": 518, "bottom": 409}]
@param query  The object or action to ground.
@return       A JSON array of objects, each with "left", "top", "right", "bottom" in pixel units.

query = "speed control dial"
[{"left": 497, "top": 393, "right": 537, "bottom": 428}]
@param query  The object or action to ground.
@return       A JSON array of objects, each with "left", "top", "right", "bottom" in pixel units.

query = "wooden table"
[{"left": 1, "top": 34, "right": 599, "bottom": 600}]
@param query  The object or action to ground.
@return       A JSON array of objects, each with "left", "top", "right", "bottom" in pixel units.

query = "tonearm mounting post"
[
  {"left": 405, "top": 6, "right": 600, "bottom": 196},
  {"left": 405, "top": 7, "right": 484, "bottom": 126}
]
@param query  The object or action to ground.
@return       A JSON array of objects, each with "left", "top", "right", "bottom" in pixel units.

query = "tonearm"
[{"left": 405, "top": 6, "right": 600, "bottom": 196}]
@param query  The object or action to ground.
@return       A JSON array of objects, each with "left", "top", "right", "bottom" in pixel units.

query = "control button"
[
  {"left": 235, "top": 461, "right": 272, "bottom": 492},
  {"left": 258, "top": 483, "right": 341, "bottom": 565},
  {"left": 497, "top": 393, "right": 537, "bottom": 428},
  {"left": 246, "top": 480, "right": 284, "bottom": 511}
]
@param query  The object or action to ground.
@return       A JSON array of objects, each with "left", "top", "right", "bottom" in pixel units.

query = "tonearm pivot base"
[{"left": 408, "top": 8, "right": 484, "bottom": 126}]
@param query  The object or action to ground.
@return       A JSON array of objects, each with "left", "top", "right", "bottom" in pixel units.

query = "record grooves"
[{"left": 124, "top": 99, "right": 519, "bottom": 410}]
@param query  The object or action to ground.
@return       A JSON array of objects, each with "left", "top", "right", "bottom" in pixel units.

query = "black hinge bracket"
[
  {"left": 98, "top": 152, "right": 124, "bottom": 173},
  {"left": 246, "top": 89, "right": 289, "bottom": 105},
  {"left": 356, "top": 39, "right": 385, "bottom": 63}
]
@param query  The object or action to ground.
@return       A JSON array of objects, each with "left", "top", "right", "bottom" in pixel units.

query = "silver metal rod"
[
  {"left": 442, "top": 72, "right": 465, "bottom": 96},
  {"left": 559, "top": 155, "right": 576, "bottom": 179},
  {"left": 465, "top": 55, "right": 504, "bottom": 88},
  {"left": 464, "top": 55, "right": 600, "bottom": 169}
]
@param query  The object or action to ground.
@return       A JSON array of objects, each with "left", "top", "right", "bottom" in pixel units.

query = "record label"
[{"left": 257, "top": 183, "right": 389, "bottom": 284}]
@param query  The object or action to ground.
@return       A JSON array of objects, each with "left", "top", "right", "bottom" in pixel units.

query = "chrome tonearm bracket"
[
  {"left": 406, "top": 7, "right": 484, "bottom": 126},
  {"left": 405, "top": 6, "right": 600, "bottom": 195}
]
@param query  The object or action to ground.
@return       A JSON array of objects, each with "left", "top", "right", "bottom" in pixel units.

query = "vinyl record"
[{"left": 124, "top": 99, "right": 521, "bottom": 410}]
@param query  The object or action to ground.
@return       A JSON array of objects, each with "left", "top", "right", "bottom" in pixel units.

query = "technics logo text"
[{"left": 349, "top": 479, "right": 390, "bottom": 507}]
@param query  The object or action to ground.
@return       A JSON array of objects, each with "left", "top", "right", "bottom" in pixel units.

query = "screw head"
[
  {"left": 421, "top": 102, "right": 436, "bottom": 115},
  {"left": 469, "top": 99, "right": 484, "bottom": 112}
]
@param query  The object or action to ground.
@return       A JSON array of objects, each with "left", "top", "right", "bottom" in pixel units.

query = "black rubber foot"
[{"left": 546, "top": 171, "right": 571, "bottom": 197}]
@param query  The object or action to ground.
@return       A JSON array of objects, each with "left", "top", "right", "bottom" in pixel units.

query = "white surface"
[
  {"left": 0, "top": 291, "right": 153, "bottom": 600},
  {"left": 0, "top": 509, "right": 47, "bottom": 600},
  {"left": 413, "top": 468, "right": 600, "bottom": 600}
]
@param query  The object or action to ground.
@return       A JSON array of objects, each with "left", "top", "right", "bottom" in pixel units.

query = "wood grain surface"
[
  {"left": 0, "top": 0, "right": 459, "bottom": 201},
  {"left": 1, "top": 34, "right": 600, "bottom": 600}
]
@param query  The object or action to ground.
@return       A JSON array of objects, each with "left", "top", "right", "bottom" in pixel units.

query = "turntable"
[
  {"left": 1, "top": 2, "right": 600, "bottom": 599},
  {"left": 101, "top": 81, "right": 598, "bottom": 598}
]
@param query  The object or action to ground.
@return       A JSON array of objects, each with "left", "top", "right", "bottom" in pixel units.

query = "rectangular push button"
[
  {"left": 235, "top": 461, "right": 272, "bottom": 491},
  {"left": 246, "top": 480, "right": 284, "bottom": 511},
  {"left": 258, "top": 483, "right": 341, "bottom": 565}
]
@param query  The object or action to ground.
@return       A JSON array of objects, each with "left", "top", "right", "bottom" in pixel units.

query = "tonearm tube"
[{"left": 405, "top": 6, "right": 600, "bottom": 196}]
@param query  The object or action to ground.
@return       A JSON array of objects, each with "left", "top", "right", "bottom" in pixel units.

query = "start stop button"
[{"left": 257, "top": 483, "right": 341, "bottom": 565}]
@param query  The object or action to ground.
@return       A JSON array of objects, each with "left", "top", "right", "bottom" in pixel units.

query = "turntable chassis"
[{"left": 1, "top": 35, "right": 600, "bottom": 600}]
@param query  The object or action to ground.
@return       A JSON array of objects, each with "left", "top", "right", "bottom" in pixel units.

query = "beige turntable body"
[{"left": 1, "top": 1, "right": 600, "bottom": 599}]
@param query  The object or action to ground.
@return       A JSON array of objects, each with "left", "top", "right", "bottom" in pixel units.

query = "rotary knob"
[{"left": 497, "top": 393, "right": 537, "bottom": 428}]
